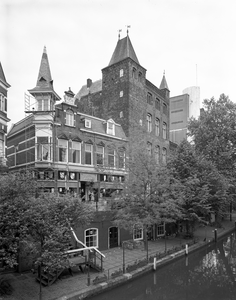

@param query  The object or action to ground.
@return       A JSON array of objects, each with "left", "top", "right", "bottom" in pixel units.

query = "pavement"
[{"left": 1, "top": 216, "right": 235, "bottom": 300}]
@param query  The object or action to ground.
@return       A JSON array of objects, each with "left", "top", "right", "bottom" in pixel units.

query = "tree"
[
  {"left": 188, "top": 94, "right": 236, "bottom": 219},
  {"left": 113, "top": 125, "right": 183, "bottom": 239},
  {"left": 169, "top": 140, "right": 227, "bottom": 231},
  {"left": 0, "top": 170, "right": 94, "bottom": 271}
]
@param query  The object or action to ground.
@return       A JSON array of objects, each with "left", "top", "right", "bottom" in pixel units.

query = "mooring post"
[
  {"left": 153, "top": 257, "right": 156, "bottom": 270},
  {"left": 185, "top": 244, "right": 188, "bottom": 255},
  {"left": 214, "top": 229, "right": 217, "bottom": 242}
]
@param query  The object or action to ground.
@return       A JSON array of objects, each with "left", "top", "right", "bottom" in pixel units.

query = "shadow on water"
[{"left": 88, "top": 231, "right": 236, "bottom": 300}]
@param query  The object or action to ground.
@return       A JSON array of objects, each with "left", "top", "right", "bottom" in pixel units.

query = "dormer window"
[
  {"left": 66, "top": 109, "right": 74, "bottom": 126},
  {"left": 85, "top": 119, "right": 91, "bottom": 128},
  {"left": 107, "top": 119, "right": 115, "bottom": 135}
]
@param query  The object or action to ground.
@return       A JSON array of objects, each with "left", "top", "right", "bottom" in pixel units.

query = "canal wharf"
[{"left": 3, "top": 217, "right": 236, "bottom": 300}]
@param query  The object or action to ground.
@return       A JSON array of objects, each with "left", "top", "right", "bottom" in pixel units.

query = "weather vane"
[
  {"left": 126, "top": 25, "right": 131, "bottom": 35},
  {"left": 118, "top": 29, "right": 122, "bottom": 40}
]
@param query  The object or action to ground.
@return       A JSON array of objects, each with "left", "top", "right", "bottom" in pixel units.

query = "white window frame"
[
  {"left": 38, "top": 98, "right": 50, "bottom": 111},
  {"left": 85, "top": 228, "right": 98, "bottom": 248},
  {"left": 85, "top": 144, "right": 93, "bottom": 165},
  {"left": 36, "top": 136, "right": 52, "bottom": 161},
  {"left": 66, "top": 109, "right": 74, "bottom": 126},
  {"left": 96, "top": 145, "right": 104, "bottom": 166},
  {"left": 70, "top": 141, "right": 81, "bottom": 164},
  {"left": 108, "top": 148, "right": 115, "bottom": 168},
  {"left": 133, "top": 226, "right": 143, "bottom": 241},
  {"left": 118, "top": 149, "right": 125, "bottom": 169},
  {"left": 0, "top": 94, "right": 6, "bottom": 112},
  {"left": 107, "top": 122, "right": 115, "bottom": 135},
  {"left": 58, "top": 139, "right": 68, "bottom": 162}
]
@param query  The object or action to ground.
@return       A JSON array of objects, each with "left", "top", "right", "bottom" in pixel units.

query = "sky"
[{"left": 1, "top": 0, "right": 236, "bottom": 127}]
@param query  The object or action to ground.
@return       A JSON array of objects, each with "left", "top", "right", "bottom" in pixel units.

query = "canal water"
[{"left": 88, "top": 231, "right": 236, "bottom": 300}]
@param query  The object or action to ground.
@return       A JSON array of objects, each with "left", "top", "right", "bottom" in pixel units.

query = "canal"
[{"left": 88, "top": 231, "right": 236, "bottom": 300}]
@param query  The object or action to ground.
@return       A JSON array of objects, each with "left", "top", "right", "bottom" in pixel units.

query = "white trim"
[
  {"left": 84, "top": 228, "right": 98, "bottom": 248},
  {"left": 80, "top": 128, "right": 127, "bottom": 141}
]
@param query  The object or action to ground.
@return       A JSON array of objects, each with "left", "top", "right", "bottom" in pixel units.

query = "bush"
[{"left": 0, "top": 275, "right": 14, "bottom": 295}]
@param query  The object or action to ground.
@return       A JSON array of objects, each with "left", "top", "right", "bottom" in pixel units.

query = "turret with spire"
[
  {"left": 28, "top": 46, "right": 60, "bottom": 112},
  {"left": 159, "top": 71, "right": 170, "bottom": 99}
]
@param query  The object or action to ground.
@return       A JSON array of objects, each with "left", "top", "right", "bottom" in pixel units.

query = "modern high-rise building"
[{"left": 169, "top": 86, "right": 200, "bottom": 144}]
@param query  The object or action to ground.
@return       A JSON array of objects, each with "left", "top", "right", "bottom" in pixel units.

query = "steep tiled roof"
[
  {"left": 28, "top": 47, "right": 60, "bottom": 100},
  {"left": 108, "top": 35, "right": 139, "bottom": 66},
  {"left": 8, "top": 115, "right": 34, "bottom": 137},
  {"left": 80, "top": 114, "right": 127, "bottom": 141},
  {"left": 75, "top": 79, "right": 102, "bottom": 100},
  {"left": 159, "top": 73, "right": 169, "bottom": 91},
  {"left": 0, "top": 62, "right": 10, "bottom": 88}
]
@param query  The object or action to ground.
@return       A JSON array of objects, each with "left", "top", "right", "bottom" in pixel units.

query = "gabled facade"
[
  {"left": 0, "top": 62, "right": 10, "bottom": 167},
  {"left": 76, "top": 33, "right": 170, "bottom": 164}
]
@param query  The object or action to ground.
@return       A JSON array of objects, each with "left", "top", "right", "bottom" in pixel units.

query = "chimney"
[{"left": 87, "top": 78, "right": 92, "bottom": 88}]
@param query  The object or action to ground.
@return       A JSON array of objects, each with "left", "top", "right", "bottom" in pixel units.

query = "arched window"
[
  {"left": 85, "top": 228, "right": 98, "bottom": 247},
  {"left": 147, "top": 114, "right": 152, "bottom": 132},
  {"left": 155, "top": 118, "right": 160, "bottom": 136},
  {"left": 163, "top": 122, "right": 167, "bottom": 139},
  {"left": 66, "top": 109, "right": 74, "bottom": 126},
  {"left": 162, "top": 148, "right": 167, "bottom": 164},
  {"left": 155, "top": 146, "right": 160, "bottom": 164}
]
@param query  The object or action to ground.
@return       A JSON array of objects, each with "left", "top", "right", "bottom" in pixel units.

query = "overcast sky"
[{"left": 1, "top": 0, "right": 236, "bottom": 126}]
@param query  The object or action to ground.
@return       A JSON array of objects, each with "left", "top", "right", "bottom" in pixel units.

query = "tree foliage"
[
  {"left": 113, "top": 126, "right": 183, "bottom": 233},
  {"left": 169, "top": 140, "right": 228, "bottom": 228},
  {"left": 0, "top": 171, "right": 94, "bottom": 271}
]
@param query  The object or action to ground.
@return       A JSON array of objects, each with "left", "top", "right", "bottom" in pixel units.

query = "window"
[
  {"left": 155, "top": 118, "right": 160, "bottom": 136},
  {"left": 155, "top": 98, "right": 160, "bottom": 110},
  {"left": 66, "top": 109, "right": 74, "bottom": 126},
  {"left": 96, "top": 145, "right": 104, "bottom": 165},
  {"left": 147, "top": 93, "right": 152, "bottom": 105},
  {"left": 107, "top": 121, "right": 115, "bottom": 135},
  {"left": 120, "top": 111, "right": 123, "bottom": 118},
  {"left": 118, "top": 149, "right": 125, "bottom": 169},
  {"left": 162, "top": 148, "right": 167, "bottom": 164},
  {"left": 147, "top": 142, "right": 152, "bottom": 156},
  {"left": 139, "top": 119, "right": 143, "bottom": 126},
  {"left": 163, "top": 122, "right": 167, "bottom": 139},
  {"left": 0, "top": 94, "right": 6, "bottom": 112},
  {"left": 0, "top": 133, "right": 4, "bottom": 157},
  {"left": 120, "top": 69, "right": 124, "bottom": 77},
  {"left": 70, "top": 141, "right": 81, "bottom": 163},
  {"left": 147, "top": 114, "right": 152, "bottom": 132},
  {"left": 133, "top": 226, "right": 143, "bottom": 241},
  {"left": 132, "top": 67, "right": 137, "bottom": 78},
  {"left": 85, "top": 119, "right": 91, "bottom": 128},
  {"left": 58, "top": 139, "right": 68, "bottom": 162},
  {"left": 157, "top": 223, "right": 165, "bottom": 236},
  {"left": 138, "top": 72, "right": 142, "bottom": 82},
  {"left": 85, "top": 144, "right": 92, "bottom": 165},
  {"left": 85, "top": 228, "right": 98, "bottom": 247},
  {"left": 155, "top": 146, "right": 160, "bottom": 164},
  {"left": 108, "top": 148, "right": 115, "bottom": 167},
  {"left": 37, "top": 136, "right": 51, "bottom": 161},
  {"left": 38, "top": 98, "right": 49, "bottom": 111},
  {"left": 120, "top": 91, "right": 123, "bottom": 97},
  {"left": 163, "top": 103, "right": 167, "bottom": 115}
]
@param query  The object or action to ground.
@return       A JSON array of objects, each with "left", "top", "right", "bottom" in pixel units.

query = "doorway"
[{"left": 109, "top": 226, "right": 119, "bottom": 248}]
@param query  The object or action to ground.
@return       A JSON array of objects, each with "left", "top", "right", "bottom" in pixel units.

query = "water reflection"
[{"left": 89, "top": 231, "right": 236, "bottom": 300}]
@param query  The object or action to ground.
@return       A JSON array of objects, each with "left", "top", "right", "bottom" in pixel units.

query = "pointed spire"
[
  {"left": 0, "top": 62, "right": 10, "bottom": 88},
  {"left": 28, "top": 47, "right": 60, "bottom": 100},
  {"left": 159, "top": 70, "right": 169, "bottom": 91},
  {"left": 36, "top": 46, "right": 53, "bottom": 88},
  {"left": 108, "top": 34, "right": 139, "bottom": 66}
]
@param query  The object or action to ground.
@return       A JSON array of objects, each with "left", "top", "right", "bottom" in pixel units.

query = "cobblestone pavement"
[{"left": 1, "top": 217, "right": 235, "bottom": 300}]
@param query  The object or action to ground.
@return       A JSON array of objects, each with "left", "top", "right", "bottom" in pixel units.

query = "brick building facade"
[{"left": 0, "top": 62, "right": 10, "bottom": 167}]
